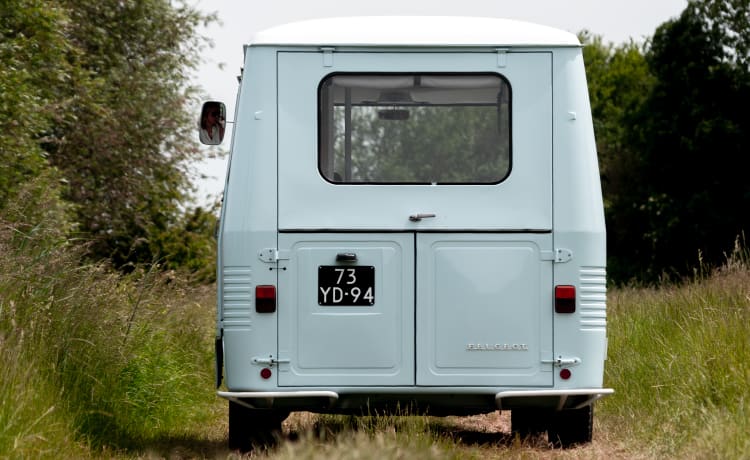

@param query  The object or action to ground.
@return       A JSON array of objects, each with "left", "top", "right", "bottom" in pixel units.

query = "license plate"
[{"left": 318, "top": 266, "right": 375, "bottom": 306}]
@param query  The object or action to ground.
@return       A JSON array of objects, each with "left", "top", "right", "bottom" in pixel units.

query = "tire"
[
  {"left": 228, "top": 401, "right": 287, "bottom": 452},
  {"left": 547, "top": 404, "right": 593, "bottom": 448},
  {"left": 511, "top": 409, "right": 552, "bottom": 440}
]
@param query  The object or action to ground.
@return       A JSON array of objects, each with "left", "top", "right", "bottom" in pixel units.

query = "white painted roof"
[{"left": 251, "top": 16, "right": 580, "bottom": 47}]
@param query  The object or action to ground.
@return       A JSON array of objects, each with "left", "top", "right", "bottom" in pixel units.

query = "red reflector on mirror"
[
  {"left": 255, "top": 285, "right": 276, "bottom": 313},
  {"left": 555, "top": 285, "right": 576, "bottom": 313}
]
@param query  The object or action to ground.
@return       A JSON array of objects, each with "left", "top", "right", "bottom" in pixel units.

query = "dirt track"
[{"left": 151, "top": 410, "right": 644, "bottom": 459}]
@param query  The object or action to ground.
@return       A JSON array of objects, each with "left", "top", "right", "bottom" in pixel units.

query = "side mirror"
[{"left": 199, "top": 101, "right": 226, "bottom": 145}]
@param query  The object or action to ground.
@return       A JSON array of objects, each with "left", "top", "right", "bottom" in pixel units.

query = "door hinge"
[
  {"left": 555, "top": 248, "right": 573, "bottom": 263},
  {"left": 321, "top": 47, "right": 335, "bottom": 67},
  {"left": 258, "top": 248, "right": 290, "bottom": 263},
  {"left": 540, "top": 248, "right": 573, "bottom": 263},
  {"left": 496, "top": 48, "right": 508, "bottom": 68}
]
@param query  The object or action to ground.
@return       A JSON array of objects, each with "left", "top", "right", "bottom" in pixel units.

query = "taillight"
[
  {"left": 255, "top": 285, "right": 276, "bottom": 313},
  {"left": 555, "top": 285, "right": 576, "bottom": 313}
]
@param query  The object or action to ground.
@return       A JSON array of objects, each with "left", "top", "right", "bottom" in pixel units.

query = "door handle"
[{"left": 409, "top": 213, "right": 436, "bottom": 222}]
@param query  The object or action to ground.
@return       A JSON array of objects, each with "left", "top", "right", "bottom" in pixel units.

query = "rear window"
[{"left": 319, "top": 73, "right": 511, "bottom": 184}]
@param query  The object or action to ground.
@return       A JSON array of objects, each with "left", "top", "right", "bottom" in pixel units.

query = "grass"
[
  {"left": 599, "top": 241, "right": 750, "bottom": 458},
  {"left": 258, "top": 411, "right": 622, "bottom": 459},
  {"left": 273, "top": 413, "right": 465, "bottom": 460},
  {"left": 1, "top": 210, "right": 748, "bottom": 458}
]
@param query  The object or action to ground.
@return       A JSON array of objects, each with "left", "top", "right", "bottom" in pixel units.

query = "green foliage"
[
  {"left": 626, "top": 1, "right": 750, "bottom": 281},
  {"left": 0, "top": 0, "right": 218, "bottom": 278},
  {"left": 0, "top": 215, "right": 216, "bottom": 456},
  {"left": 150, "top": 205, "right": 218, "bottom": 283},
  {"left": 583, "top": 0, "right": 750, "bottom": 282},
  {"left": 0, "top": 169, "right": 76, "bottom": 252},
  {"left": 581, "top": 34, "right": 658, "bottom": 282},
  {"left": 0, "top": 0, "right": 71, "bottom": 208},
  {"left": 692, "top": 0, "right": 750, "bottom": 70},
  {"left": 45, "top": 0, "right": 215, "bottom": 269}
]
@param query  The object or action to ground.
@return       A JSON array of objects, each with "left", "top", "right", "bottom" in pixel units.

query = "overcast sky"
[{"left": 190, "top": 0, "right": 688, "bottom": 204}]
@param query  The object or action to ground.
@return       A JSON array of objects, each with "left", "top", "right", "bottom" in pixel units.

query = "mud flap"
[{"left": 215, "top": 333, "right": 224, "bottom": 388}]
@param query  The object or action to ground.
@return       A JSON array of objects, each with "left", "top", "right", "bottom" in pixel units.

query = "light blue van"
[{"left": 201, "top": 16, "right": 613, "bottom": 450}]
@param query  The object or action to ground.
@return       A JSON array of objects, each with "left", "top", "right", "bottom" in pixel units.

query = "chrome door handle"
[{"left": 409, "top": 213, "right": 436, "bottom": 222}]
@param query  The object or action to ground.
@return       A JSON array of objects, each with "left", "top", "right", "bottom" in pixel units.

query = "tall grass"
[
  {"left": 600, "top": 240, "right": 750, "bottom": 458},
  {"left": 0, "top": 211, "right": 218, "bottom": 457},
  {"left": 274, "top": 413, "right": 465, "bottom": 460}
]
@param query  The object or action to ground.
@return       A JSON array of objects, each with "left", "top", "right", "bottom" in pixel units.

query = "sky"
[{"left": 190, "top": 0, "right": 688, "bottom": 205}]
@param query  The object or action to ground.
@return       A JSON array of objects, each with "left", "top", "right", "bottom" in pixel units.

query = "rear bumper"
[
  {"left": 217, "top": 388, "right": 614, "bottom": 413},
  {"left": 495, "top": 388, "right": 614, "bottom": 410},
  {"left": 218, "top": 390, "right": 339, "bottom": 410}
]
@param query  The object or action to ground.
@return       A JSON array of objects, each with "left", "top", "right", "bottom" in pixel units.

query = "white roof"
[{"left": 251, "top": 16, "right": 580, "bottom": 47}]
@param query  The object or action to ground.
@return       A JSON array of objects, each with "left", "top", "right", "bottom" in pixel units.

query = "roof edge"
[{"left": 251, "top": 16, "right": 580, "bottom": 47}]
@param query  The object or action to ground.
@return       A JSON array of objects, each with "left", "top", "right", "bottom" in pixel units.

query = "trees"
[
  {"left": 1, "top": 0, "right": 217, "bottom": 277},
  {"left": 48, "top": 0, "right": 215, "bottom": 268},
  {"left": 628, "top": 0, "right": 749, "bottom": 280},
  {"left": 580, "top": 34, "right": 656, "bottom": 281},
  {"left": 584, "top": 0, "right": 750, "bottom": 282},
  {"left": 4, "top": 0, "right": 746, "bottom": 282},
  {"left": 692, "top": 0, "right": 750, "bottom": 70},
  {"left": 0, "top": 1, "right": 71, "bottom": 208}
]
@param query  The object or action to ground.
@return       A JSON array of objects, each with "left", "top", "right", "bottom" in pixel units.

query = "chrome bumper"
[{"left": 218, "top": 388, "right": 614, "bottom": 411}]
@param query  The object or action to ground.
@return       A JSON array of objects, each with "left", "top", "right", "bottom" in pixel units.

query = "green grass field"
[
  {"left": 1, "top": 224, "right": 747, "bottom": 458},
  {"left": 600, "top": 243, "right": 750, "bottom": 458}
]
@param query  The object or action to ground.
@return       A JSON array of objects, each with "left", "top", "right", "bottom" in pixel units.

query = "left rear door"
[{"left": 277, "top": 233, "right": 414, "bottom": 386}]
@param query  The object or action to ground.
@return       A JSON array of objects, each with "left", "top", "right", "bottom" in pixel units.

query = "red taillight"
[
  {"left": 255, "top": 285, "right": 276, "bottom": 313},
  {"left": 260, "top": 368, "right": 272, "bottom": 379},
  {"left": 560, "top": 368, "right": 572, "bottom": 380},
  {"left": 555, "top": 285, "right": 576, "bottom": 313}
]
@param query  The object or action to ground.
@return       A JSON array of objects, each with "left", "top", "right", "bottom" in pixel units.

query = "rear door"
[
  {"left": 277, "top": 50, "right": 553, "bottom": 387},
  {"left": 416, "top": 233, "right": 552, "bottom": 386},
  {"left": 277, "top": 234, "right": 414, "bottom": 386}
]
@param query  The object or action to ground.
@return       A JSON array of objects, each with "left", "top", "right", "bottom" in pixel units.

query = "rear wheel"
[
  {"left": 547, "top": 404, "right": 593, "bottom": 448},
  {"left": 511, "top": 409, "right": 551, "bottom": 441},
  {"left": 228, "top": 401, "right": 287, "bottom": 452}
]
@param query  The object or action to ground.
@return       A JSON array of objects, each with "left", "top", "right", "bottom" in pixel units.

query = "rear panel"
[{"left": 274, "top": 48, "right": 555, "bottom": 388}]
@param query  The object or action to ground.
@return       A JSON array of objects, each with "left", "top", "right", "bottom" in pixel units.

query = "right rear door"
[{"left": 416, "top": 233, "right": 553, "bottom": 386}]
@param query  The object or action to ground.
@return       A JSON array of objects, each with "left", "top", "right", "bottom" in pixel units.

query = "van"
[{"left": 201, "top": 16, "right": 613, "bottom": 450}]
